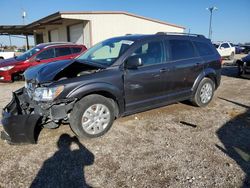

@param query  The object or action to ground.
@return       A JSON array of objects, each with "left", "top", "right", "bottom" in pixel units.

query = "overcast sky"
[{"left": 0, "top": 0, "right": 249, "bottom": 47}]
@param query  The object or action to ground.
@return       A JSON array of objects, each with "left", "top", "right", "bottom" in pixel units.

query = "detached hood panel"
[{"left": 242, "top": 54, "right": 250, "bottom": 62}]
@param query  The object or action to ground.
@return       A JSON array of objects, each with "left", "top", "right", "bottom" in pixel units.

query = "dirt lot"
[{"left": 0, "top": 55, "right": 249, "bottom": 188}]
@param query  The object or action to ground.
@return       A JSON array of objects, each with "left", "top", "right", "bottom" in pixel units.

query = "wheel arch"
[
  {"left": 192, "top": 69, "right": 218, "bottom": 94},
  {"left": 67, "top": 83, "right": 124, "bottom": 117}
]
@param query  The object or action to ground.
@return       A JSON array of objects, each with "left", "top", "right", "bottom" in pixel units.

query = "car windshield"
[
  {"left": 15, "top": 47, "right": 41, "bottom": 61},
  {"left": 77, "top": 38, "right": 134, "bottom": 66}
]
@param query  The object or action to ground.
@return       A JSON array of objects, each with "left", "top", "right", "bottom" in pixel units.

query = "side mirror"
[
  {"left": 126, "top": 56, "right": 143, "bottom": 69},
  {"left": 220, "top": 47, "right": 225, "bottom": 50}
]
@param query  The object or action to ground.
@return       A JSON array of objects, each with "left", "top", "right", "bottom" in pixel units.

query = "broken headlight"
[{"left": 33, "top": 86, "right": 64, "bottom": 101}]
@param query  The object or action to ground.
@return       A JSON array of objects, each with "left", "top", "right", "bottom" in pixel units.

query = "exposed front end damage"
[{"left": 1, "top": 88, "right": 76, "bottom": 144}]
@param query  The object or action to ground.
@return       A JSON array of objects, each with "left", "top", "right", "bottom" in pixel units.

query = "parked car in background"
[
  {"left": 241, "top": 45, "right": 250, "bottom": 54},
  {"left": 0, "top": 42, "right": 87, "bottom": 82},
  {"left": 213, "top": 42, "right": 235, "bottom": 60},
  {"left": 236, "top": 54, "right": 250, "bottom": 76},
  {"left": 1, "top": 33, "right": 221, "bottom": 144},
  {"left": 0, "top": 51, "right": 15, "bottom": 60},
  {"left": 233, "top": 44, "right": 245, "bottom": 54},
  {"left": 15, "top": 48, "right": 26, "bottom": 53}
]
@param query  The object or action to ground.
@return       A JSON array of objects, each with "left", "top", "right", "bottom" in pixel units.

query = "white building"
[{"left": 25, "top": 11, "right": 185, "bottom": 48}]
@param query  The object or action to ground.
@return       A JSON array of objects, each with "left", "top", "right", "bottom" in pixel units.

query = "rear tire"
[
  {"left": 192, "top": 78, "right": 215, "bottom": 107},
  {"left": 69, "top": 94, "right": 115, "bottom": 138}
]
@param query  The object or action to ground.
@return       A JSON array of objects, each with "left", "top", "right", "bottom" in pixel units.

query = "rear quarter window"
[
  {"left": 71, "top": 47, "right": 82, "bottom": 54},
  {"left": 169, "top": 39, "right": 196, "bottom": 60},
  {"left": 194, "top": 41, "right": 215, "bottom": 56}
]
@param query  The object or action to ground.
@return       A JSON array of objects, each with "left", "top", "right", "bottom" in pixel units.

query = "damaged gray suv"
[{"left": 1, "top": 33, "right": 221, "bottom": 144}]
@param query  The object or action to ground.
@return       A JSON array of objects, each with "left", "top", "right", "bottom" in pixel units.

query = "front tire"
[
  {"left": 70, "top": 94, "right": 115, "bottom": 138},
  {"left": 192, "top": 78, "right": 215, "bottom": 107}
]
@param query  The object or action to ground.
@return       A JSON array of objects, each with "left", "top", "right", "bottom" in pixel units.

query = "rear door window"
[
  {"left": 169, "top": 40, "right": 196, "bottom": 60},
  {"left": 55, "top": 47, "right": 72, "bottom": 57},
  {"left": 194, "top": 41, "right": 214, "bottom": 56}
]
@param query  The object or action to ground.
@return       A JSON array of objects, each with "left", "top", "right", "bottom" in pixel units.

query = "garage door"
[
  {"left": 69, "top": 23, "right": 84, "bottom": 44},
  {"left": 50, "top": 29, "right": 59, "bottom": 42}
]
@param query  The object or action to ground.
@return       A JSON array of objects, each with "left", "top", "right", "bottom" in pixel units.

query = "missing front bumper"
[{"left": 1, "top": 90, "right": 41, "bottom": 144}]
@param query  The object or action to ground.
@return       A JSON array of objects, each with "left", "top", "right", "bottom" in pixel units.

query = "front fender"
[{"left": 67, "top": 82, "right": 124, "bottom": 114}]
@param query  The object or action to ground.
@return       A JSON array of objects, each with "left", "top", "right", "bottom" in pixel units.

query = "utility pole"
[
  {"left": 21, "top": 10, "right": 29, "bottom": 49},
  {"left": 9, "top": 35, "right": 12, "bottom": 47},
  {"left": 22, "top": 10, "right": 26, "bottom": 25},
  {"left": 206, "top": 6, "right": 218, "bottom": 40}
]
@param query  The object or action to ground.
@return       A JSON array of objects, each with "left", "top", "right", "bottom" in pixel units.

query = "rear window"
[
  {"left": 194, "top": 41, "right": 214, "bottom": 56},
  {"left": 221, "top": 43, "right": 230, "bottom": 48},
  {"left": 55, "top": 47, "right": 72, "bottom": 57},
  {"left": 72, "top": 47, "right": 82, "bottom": 54},
  {"left": 169, "top": 40, "right": 196, "bottom": 60}
]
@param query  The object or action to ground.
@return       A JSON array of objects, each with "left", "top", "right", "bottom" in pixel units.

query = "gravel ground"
[{"left": 0, "top": 55, "right": 249, "bottom": 188}]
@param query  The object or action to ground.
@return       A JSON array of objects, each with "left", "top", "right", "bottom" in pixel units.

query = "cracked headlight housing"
[
  {"left": 0, "top": 66, "right": 14, "bottom": 71},
  {"left": 33, "top": 86, "right": 64, "bottom": 101}
]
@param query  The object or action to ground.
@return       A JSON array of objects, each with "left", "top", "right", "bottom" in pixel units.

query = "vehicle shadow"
[
  {"left": 216, "top": 98, "right": 250, "bottom": 187},
  {"left": 30, "top": 134, "right": 94, "bottom": 188}
]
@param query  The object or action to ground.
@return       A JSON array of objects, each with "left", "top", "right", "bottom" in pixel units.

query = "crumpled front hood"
[
  {"left": 0, "top": 57, "right": 22, "bottom": 67},
  {"left": 24, "top": 59, "right": 105, "bottom": 84},
  {"left": 24, "top": 59, "right": 74, "bottom": 83}
]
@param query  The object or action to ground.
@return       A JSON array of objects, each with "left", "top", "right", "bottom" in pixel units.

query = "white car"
[
  {"left": 214, "top": 42, "right": 235, "bottom": 60},
  {"left": 0, "top": 51, "right": 15, "bottom": 60}
]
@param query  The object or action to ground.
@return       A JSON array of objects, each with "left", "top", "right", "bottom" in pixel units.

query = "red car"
[{"left": 0, "top": 42, "right": 87, "bottom": 82}]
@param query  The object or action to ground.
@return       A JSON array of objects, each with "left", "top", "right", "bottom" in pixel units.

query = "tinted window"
[
  {"left": 169, "top": 40, "right": 196, "bottom": 60},
  {"left": 194, "top": 41, "right": 214, "bottom": 56},
  {"left": 130, "top": 41, "right": 164, "bottom": 66},
  {"left": 55, "top": 47, "right": 72, "bottom": 57},
  {"left": 221, "top": 43, "right": 230, "bottom": 48},
  {"left": 36, "top": 49, "right": 55, "bottom": 60},
  {"left": 72, "top": 47, "right": 82, "bottom": 54}
]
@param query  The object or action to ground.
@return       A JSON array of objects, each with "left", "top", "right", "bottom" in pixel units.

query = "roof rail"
[
  {"left": 37, "top": 42, "right": 77, "bottom": 48},
  {"left": 43, "top": 42, "right": 75, "bottom": 45},
  {"left": 156, "top": 32, "right": 206, "bottom": 38}
]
